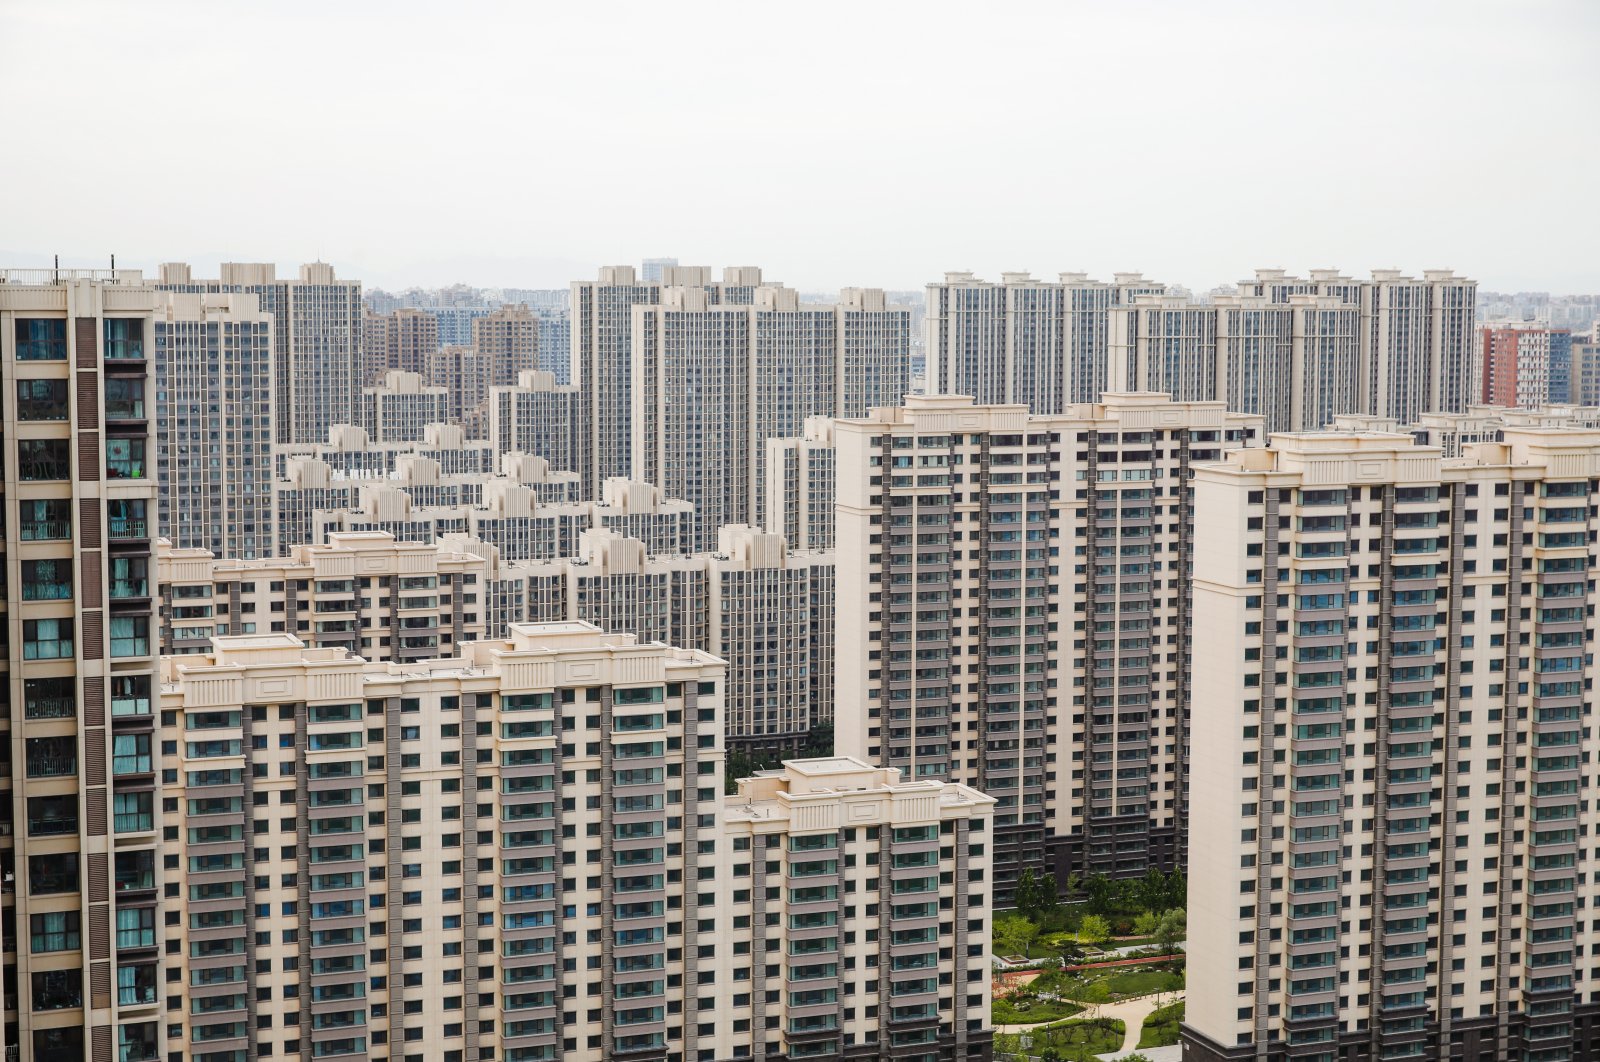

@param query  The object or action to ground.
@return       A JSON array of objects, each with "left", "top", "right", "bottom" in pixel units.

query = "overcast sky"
[{"left": 3, "top": 0, "right": 1597, "bottom": 293}]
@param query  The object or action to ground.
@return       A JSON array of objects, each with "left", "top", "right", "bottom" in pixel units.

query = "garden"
[
  {"left": 1138, "top": 999, "right": 1185, "bottom": 1049},
  {"left": 993, "top": 867, "right": 1188, "bottom": 963}
]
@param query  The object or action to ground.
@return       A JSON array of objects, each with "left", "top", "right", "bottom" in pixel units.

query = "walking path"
[{"left": 993, "top": 989, "right": 1186, "bottom": 1054}]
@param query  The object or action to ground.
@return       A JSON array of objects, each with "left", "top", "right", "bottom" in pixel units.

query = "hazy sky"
[{"left": 4, "top": 0, "right": 1597, "bottom": 293}]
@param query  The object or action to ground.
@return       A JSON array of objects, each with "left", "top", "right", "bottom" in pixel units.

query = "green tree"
[
  {"left": 1133, "top": 910, "right": 1160, "bottom": 937},
  {"left": 1017, "top": 868, "right": 1059, "bottom": 922},
  {"left": 1135, "top": 868, "right": 1168, "bottom": 914},
  {"left": 1084, "top": 873, "right": 1114, "bottom": 916},
  {"left": 993, "top": 914, "right": 1039, "bottom": 958},
  {"left": 1166, "top": 868, "right": 1187, "bottom": 910},
  {"left": 1077, "top": 913, "right": 1111, "bottom": 949},
  {"left": 1156, "top": 907, "right": 1187, "bottom": 956}
]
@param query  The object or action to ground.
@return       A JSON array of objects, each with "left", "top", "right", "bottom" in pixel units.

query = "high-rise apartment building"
[
  {"left": 766, "top": 416, "right": 837, "bottom": 551},
  {"left": 632, "top": 285, "right": 909, "bottom": 550},
  {"left": 1571, "top": 331, "right": 1600, "bottom": 406},
  {"left": 158, "top": 262, "right": 363, "bottom": 445},
  {"left": 571, "top": 265, "right": 770, "bottom": 488},
  {"left": 832, "top": 392, "right": 1262, "bottom": 899},
  {"left": 153, "top": 291, "right": 275, "bottom": 559},
  {"left": 360, "top": 307, "right": 438, "bottom": 382},
  {"left": 532, "top": 309, "right": 570, "bottom": 384},
  {"left": 154, "top": 622, "right": 994, "bottom": 1062},
  {"left": 0, "top": 270, "right": 160, "bottom": 1062},
  {"left": 926, "top": 271, "right": 1165, "bottom": 411},
  {"left": 423, "top": 345, "right": 489, "bottom": 436},
  {"left": 482, "top": 525, "right": 836, "bottom": 748},
  {"left": 1187, "top": 428, "right": 1600, "bottom": 1062},
  {"left": 272, "top": 421, "right": 497, "bottom": 480},
  {"left": 156, "top": 530, "right": 488, "bottom": 660},
  {"left": 472, "top": 303, "right": 540, "bottom": 389},
  {"left": 1481, "top": 321, "right": 1574, "bottom": 408},
  {"left": 490, "top": 370, "right": 589, "bottom": 492},
  {"left": 359, "top": 370, "right": 451, "bottom": 443}
]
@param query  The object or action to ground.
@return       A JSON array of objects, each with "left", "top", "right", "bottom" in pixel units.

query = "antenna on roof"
[{"left": 53, "top": 254, "right": 59, "bottom": 284}]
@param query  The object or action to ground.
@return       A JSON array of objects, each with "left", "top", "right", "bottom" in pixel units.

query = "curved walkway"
[{"left": 993, "top": 989, "right": 1185, "bottom": 1054}]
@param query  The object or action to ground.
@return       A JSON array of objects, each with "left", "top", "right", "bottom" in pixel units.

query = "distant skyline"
[{"left": 4, "top": 0, "right": 1598, "bottom": 292}]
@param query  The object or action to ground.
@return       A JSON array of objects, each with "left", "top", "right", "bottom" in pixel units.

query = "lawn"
[
  {"left": 1139, "top": 999, "right": 1185, "bottom": 1048},
  {"left": 992, "top": 995, "right": 1084, "bottom": 1025},
  {"left": 995, "top": 1018, "right": 1125, "bottom": 1060},
  {"left": 1029, "top": 961, "right": 1184, "bottom": 1003}
]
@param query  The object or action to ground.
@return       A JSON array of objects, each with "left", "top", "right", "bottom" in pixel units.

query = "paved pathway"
[{"left": 993, "top": 990, "right": 1186, "bottom": 1055}]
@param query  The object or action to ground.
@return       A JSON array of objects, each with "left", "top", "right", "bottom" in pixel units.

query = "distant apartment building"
[
  {"left": 158, "top": 261, "right": 362, "bottom": 444},
  {"left": 533, "top": 308, "right": 570, "bottom": 383},
  {"left": 632, "top": 284, "right": 910, "bottom": 550},
  {"left": 1333, "top": 404, "right": 1600, "bottom": 459},
  {"left": 482, "top": 525, "right": 836, "bottom": 747},
  {"left": 473, "top": 302, "right": 540, "bottom": 388},
  {"left": 423, "top": 344, "right": 490, "bottom": 435},
  {"left": 274, "top": 451, "right": 579, "bottom": 555},
  {"left": 427, "top": 304, "right": 490, "bottom": 347},
  {"left": 571, "top": 264, "right": 770, "bottom": 487},
  {"left": 832, "top": 392, "right": 1262, "bottom": 900},
  {"left": 272, "top": 421, "right": 497, "bottom": 479},
  {"left": 307, "top": 474, "right": 693, "bottom": 561},
  {"left": 926, "top": 270, "right": 1165, "bottom": 410},
  {"left": 156, "top": 529, "right": 488, "bottom": 660},
  {"left": 1481, "top": 320, "right": 1574, "bottom": 408},
  {"left": 767, "top": 416, "right": 837, "bottom": 551},
  {"left": 155, "top": 622, "right": 994, "bottom": 1062},
  {"left": 153, "top": 291, "right": 275, "bottom": 559},
  {"left": 360, "top": 370, "right": 452, "bottom": 443},
  {"left": 490, "top": 369, "right": 589, "bottom": 492},
  {"left": 930, "top": 268, "right": 1476, "bottom": 430},
  {"left": 0, "top": 270, "right": 160, "bottom": 1062},
  {"left": 1572, "top": 331, "right": 1600, "bottom": 406},
  {"left": 361, "top": 306, "right": 439, "bottom": 382},
  {"left": 1186, "top": 428, "right": 1600, "bottom": 1062}
]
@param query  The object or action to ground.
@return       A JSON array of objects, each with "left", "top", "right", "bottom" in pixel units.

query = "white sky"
[{"left": 3, "top": 0, "right": 1597, "bottom": 293}]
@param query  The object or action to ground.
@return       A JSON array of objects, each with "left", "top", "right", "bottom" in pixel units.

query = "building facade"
[
  {"left": 359, "top": 371, "right": 452, "bottom": 444},
  {"left": 1186, "top": 429, "right": 1600, "bottom": 1062},
  {"left": 632, "top": 285, "right": 909, "bottom": 551},
  {"left": 489, "top": 370, "right": 589, "bottom": 492},
  {"left": 766, "top": 417, "right": 837, "bottom": 552},
  {"left": 1480, "top": 321, "right": 1574, "bottom": 409},
  {"left": 153, "top": 623, "right": 994, "bottom": 1062},
  {"left": 158, "top": 262, "right": 363, "bottom": 445},
  {"left": 0, "top": 271, "right": 160, "bottom": 1062},
  {"left": 832, "top": 392, "right": 1262, "bottom": 900},
  {"left": 153, "top": 291, "right": 275, "bottom": 559}
]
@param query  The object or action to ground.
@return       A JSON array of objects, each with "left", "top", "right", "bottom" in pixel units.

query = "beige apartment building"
[
  {"left": 360, "top": 307, "right": 438, "bottom": 382},
  {"left": 359, "top": 371, "right": 452, "bottom": 444},
  {"left": 766, "top": 416, "right": 837, "bottom": 552},
  {"left": 0, "top": 271, "right": 161, "bottom": 1062},
  {"left": 156, "top": 530, "right": 489, "bottom": 662},
  {"left": 481, "top": 525, "right": 836, "bottom": 747},
  {"left": 471, "top": 302, "right": 539, "bottom": 389},
  {"left": 632, "top": 285, "right": 910, "bottom": 550},
  {"left": 1186, "top": 428, "right": 1600, "bottom": 1062},
  {"left": 158, "top": 262, "right": 363, "bottom": 445},
  {"left": 273, "top": 422, "right": 498, "bottom": 481},
  {"left": 832, "top": 391, "right": 1262, "bottom": 901},
  {"left": 154, "top": 622, "right": 994, "bottom": 1062},
  {"left": 489, "top": 370, "right": 589, "bottom": 494}
]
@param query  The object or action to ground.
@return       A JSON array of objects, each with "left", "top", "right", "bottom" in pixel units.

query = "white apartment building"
[
  {"left": 925, "top": 271, "right": 1165, "bottom": 411},
  {"left": 1187, "top": 429, "right": 1600, "bottom": 1062},
  {"left": 157, "top": 530, "right": 489, "bottom": 661},
  {"left": 832, "top": 392, "right": 1262, "bottom": 901},
  {"left": 153, "top": 623, "right": 994, "bottom": 1062},
  {"left": 766, "top": 416, "right": 837, "bottom": 552},
  {"left": 153, "top": 291, "right": 276, "bottom": 559},
  {"left": 571, "top": 265, "right": 770, "bottom": 488},
  {"left": 158, "top": 262, "right": 363, "bottom": 445},
  {"left": 360, "top": 371, "right": 451, "bottom": 444},
  {"left": 489, "top": 370, "right": 589, "bottom": 493},
  {"left": 481, "top": 526, "right": 836, "bottom": 747},
  {"left": 632, "top": 285, "right": 910, "bottom": 551},
  {"left": 273, "top": 422, "right": 498, "bottom": 480}
]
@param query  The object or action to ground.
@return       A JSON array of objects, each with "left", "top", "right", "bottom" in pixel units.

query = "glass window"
[
  {"left": 25, "top": 736, "right": 76, "bottom": 778},
  {"left": 109, "top": 555, "right": 147, "bottom": 600},
  {"left": 18, "top": 438, "right": 70, "bottom": 480},
  {"left": 111, "top": 674, "right": 151, "bottom": 718},
  {"left": 112, "top": 732, "right": 151, "bottom": 776},
  {"left": 29, "top": 910, "right": 80, "bottom": 953},
  {"left": 26, "top": 794, "right": 77, "bottom": 837},
  {"left": 104, "top": 318, "right": 144, "bottom": 360},
  {"left": 28, "top": 853, "right": 79, "bottom": 895},
  {"left": 23, "top": 618, "right": 73, "bottom": 660},
  {"left": 104, "top": 376, "right": 144, "bottom": 419},
  {"left": 106, "top": 437, "right": 146, "bottom": 480},
  {"left": 31, "top": 968, "right": 82, "bottom": 1011},
  {"left": 110, "top": 615, "right": 149, "bottom": 658},
  {"left": 16, "top": 378, "right": 68, "bottom": 420},
  {"left": 15, "top": 318, "right": 67, "bottom": 360},
  {"left": 115, "top": 906, "right": 155, "bottom": 949},
  {"left": 113, "top": 791, "right": 152, "bottom": 834},
  {"left": 21, "top": 558, "right": 72, "bottom": 601},
  {"left": 107, "top": 498, "right": 147, "bottom": 539},
  {"left": 18, "top": 498, "right": 71, "bottom": 540}
]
